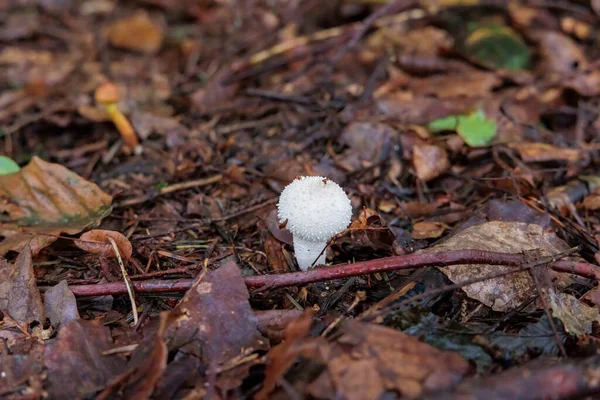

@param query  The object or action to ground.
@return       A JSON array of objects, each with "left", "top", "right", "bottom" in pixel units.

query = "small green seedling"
[
  {"left": 0, "top": 156, "right": 21, "bottom": 175},
  {"left": 428, "top": 110, "right": 497, "bottom": 147}
]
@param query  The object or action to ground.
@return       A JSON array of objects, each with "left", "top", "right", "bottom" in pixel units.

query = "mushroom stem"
[
  {"left": 104, "top": 103, "right": 140, "bottom": 153},
  {"left": 293, "top": 236, "right": 327, "bottom": 271}
]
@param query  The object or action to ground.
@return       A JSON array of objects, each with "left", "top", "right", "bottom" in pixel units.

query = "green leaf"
[
  {"left": 427, "top": 115, "right": 458, "bottom": 133},
  {"left": 456, "top": 110, "right": 497, "bottom": 147},
  {"left": 0, "top": 156, "right": 21, "bottom": 175},
  {"left": 464, "top": 23, "right": 531, "bottom": 70},
  {"left": 427, "top": 110, "right": 497, "bottom": 147}
]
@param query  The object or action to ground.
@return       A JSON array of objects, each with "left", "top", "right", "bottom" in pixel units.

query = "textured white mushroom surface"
[{"left": 277, "top": 176, "right": 352, "bottom": 241}]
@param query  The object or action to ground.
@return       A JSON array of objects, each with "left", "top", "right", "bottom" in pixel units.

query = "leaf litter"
[{"left": 1, "top": 1, "right": 600, "bottom": 399}]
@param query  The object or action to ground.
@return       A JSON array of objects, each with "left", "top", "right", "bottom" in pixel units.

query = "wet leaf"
[
  {"left": 413, "top": 144, "right": 450, "bottom": 182},
  {"left": 488, "top": 315, "right": 567, "bottom": 358},
  {"left": 430, "top": 221, "right": 573, "bottom": 312},
  {"left": 402, "top": 312, "right": 492, "bottom": 372},
  {"left": 107, "top": 11, "right": 163, "bottom": 54},
  {"left": 75, "top": 229, "right": 132, "bottom": 263},
  {"left": 0, "top": 246, "right": 45, "bottom": 325},
  {"left": 0, "top": 157, "right": 113, "bottom": 256},
  {"left": 0, "top": 156, "right": 20, "bottom": 175}
]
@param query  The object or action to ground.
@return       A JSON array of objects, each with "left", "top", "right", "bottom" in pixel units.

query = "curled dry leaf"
[
  {"left": 508, "top": 142, "right": 580, "bottom": 163},
  {"left": 107, "top": 11, "right": 163, "bottom": 54},
  {"left": 413, "top": 144, "right": 450, "bottom": 182},
  {"left": 75, "top": 229, "right": 132, "bottom": 263},
  {"left": 0, "top": 157, "right": 113, "bottom": 256},
  {"left": 429, "top": 221, "right": 574, "bottom": 312}
]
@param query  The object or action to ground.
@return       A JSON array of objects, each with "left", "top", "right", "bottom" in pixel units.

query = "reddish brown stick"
[{"left": 54, "top": 250, "right": 600, "bottom": 297}]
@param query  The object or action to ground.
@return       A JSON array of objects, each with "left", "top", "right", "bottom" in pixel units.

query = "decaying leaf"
[
  {"left": 44, "top": 320, "right": 127, "bottom": 398},
  {"left": 549, "top": 292, "right": 600, "bottom": 336},
  {"left": 488, "top": 315, "right": 567, "bottom": 358},
  {"left": 0, "top": 157, "right": 113, "bottom": 256},
  {"left": 166, "top": 260, "right": 268, "bottom": 394},
  {"left": 413, "top": 144, "right": 450, "bottom": 182},
  {"left": 260, "top": 318, "right": 470, "bottom": 400},
  {"left": 0, "top": 246, "right": 45, "bottom": 325},
  {"left": 75, "top": 229, "right": 132, "bottom": 262},
  {"left": 430, "top": 221, "right": 573, "bottom": 312}
]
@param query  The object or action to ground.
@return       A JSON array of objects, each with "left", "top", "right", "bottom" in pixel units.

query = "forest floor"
[{"left": 1, "top": 0, "right": 600, "bottom": 399}]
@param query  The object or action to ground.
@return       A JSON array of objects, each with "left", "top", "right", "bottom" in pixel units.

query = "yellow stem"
[{"left": 105, "top": 103, "right": 139, "bottom": 151}]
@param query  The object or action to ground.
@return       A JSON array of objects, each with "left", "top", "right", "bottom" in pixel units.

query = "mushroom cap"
[
  {"left": 95, "top": 82, "right": 120, "bottom": 104},
  {"left": 277, "top": 176, "right": 352, "bottom": 242}
]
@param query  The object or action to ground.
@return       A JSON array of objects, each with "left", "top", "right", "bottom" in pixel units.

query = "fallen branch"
[{"left": 48, "top": 249, "right": 600, "bottom": 297}]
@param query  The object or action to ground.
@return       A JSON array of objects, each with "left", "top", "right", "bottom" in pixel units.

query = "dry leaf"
[
  {"left": 259, "top": 318, "right": 470, "bottom": 399},
  {"left": 44, "top": 320, "right": 126, "bottom": 399},
  {"left": 0, "top": 157, "right": 113, "bottom": 256},
  {"left": 0, "top": 246, "right": 45, "bottom": 325},
  {"left": 44, "top": 280, "right": 80, "bottom": 328},
  {"left": 509, "top": 142, "right": 580, "bottom": 163},
  {"left": 75, "top": 230, "right": 132, "bottom": 262},
  {"left": 430, "top": 221, "right": 573, "bottom": 312},
  {"left": 530, "top": 30, "right": 588, "bottom": 75},
  {"left": 413, "top": 144, "right": 450, "bottom": 182},
  {"left": 550, "top": 292, "right": 600, "bottom": 336},
  {"left": 412, "top": 221, "right": 448, "bottom": 239},
  {"left": 107, "top": 11, "right": 163, "bottom": 54}
]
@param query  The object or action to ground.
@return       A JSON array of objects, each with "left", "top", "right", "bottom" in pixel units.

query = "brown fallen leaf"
[
  {"left": 583, "top": 192, "right": 600, "bottom": 210},
  {"left": 413, "top": 144, "right": 450, "bottom": 182},
  {"left": 508, "top": 142, "right": 580, "bottom": 163},
  {"left": 549, "top": 292, "right": 599, "bottom": 336},
  {"left": 0, "top": 157, "right": 113, "bottom": 256},
  {"left": 530, "top": 30, "right": 588, "bottom": 75},
  {"left": 0, "top": 246, "right": 45, "bottom": 326},
  {"left": 412, "top": 221, "right": 449, "bottom": 240},
  {"left": 0, "top": 341, "right": 44, "bottom": 398},
  {"left": 106, "top": 11, "right": 163, "bottom": 54},
  {"left": 165, "top": 260, "right": 268, "bottom": 395},
  {"left": 339, "top": 122, "right": 395, "bottom": 166},
  {"left": 44, "top": 320, "right": 127, "bottom": 399},
  {"left": 99, "top": 312, "right": 172, "bottom": 399},
  {"left": 259, "top": 317, "right": 470, "bottom": 400},
  {"left": 430, "top": 221, "right": 574, "bottom": 312},
  {"left": 75, "top": 230, "right": 132, "bottom": 263},
  {"left": 43, "top": 280, "right": 80, "bottom": 328}
]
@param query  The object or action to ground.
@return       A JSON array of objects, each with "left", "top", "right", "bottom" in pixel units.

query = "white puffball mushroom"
[{"left": 277, "top": 176, "right": 352, "bottom": 271}]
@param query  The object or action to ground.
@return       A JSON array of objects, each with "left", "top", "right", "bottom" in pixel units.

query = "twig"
[
  {"left": 116, "top": 174, "right": 223, "bottom": 208},
  {"left": 108, "top": 237, "right": 138, "bottom": 325},
  {"left": 48, "top": 249, "right": 600, "bottom": 297}
]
